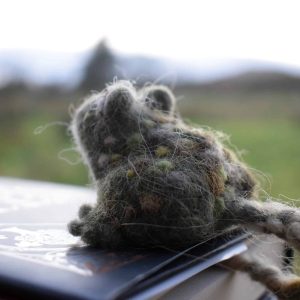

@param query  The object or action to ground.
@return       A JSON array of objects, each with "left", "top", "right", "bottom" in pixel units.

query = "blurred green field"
[
  {"left": 0, "top": 113, "right": 89, "bottom": 186},
  {"left": 1, "top": 112, "right": 300, "bottom": 203},
  {"left": 193, "top": 118, "right": 300, "bottom": 201}
]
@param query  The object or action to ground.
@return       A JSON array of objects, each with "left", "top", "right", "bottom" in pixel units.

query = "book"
[{"left": 0, "top": 178, "right": 279, "bottom": 300}]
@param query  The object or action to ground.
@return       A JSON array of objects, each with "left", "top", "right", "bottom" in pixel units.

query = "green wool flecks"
[{"left": 68, "top": 80, "right": 300, "bottom": 299}]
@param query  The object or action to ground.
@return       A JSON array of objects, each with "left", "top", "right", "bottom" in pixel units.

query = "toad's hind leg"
[
  {"left": 223, "top": 199, "right": 300, "bottom": 251},
  {"left": 223, "top": 252, "right": 300, "bottom": 300}
]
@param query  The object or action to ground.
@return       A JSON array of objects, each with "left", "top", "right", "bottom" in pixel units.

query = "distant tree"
[
  {"left": 0, "top": 80, "right": 28, "bottom": 95},
  {"left": 80, "top": 39, "right": 116, "bottom": 91}
]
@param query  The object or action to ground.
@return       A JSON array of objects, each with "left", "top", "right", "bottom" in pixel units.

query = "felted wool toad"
[{"left": 68, "top": 81, "right": 300, "bottom": 299}]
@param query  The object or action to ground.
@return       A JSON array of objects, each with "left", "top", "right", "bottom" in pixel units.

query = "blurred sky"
[{"left": 1, "top": 0, "right": 300, "bottom": 67}]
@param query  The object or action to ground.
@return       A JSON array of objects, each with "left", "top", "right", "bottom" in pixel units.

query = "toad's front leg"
[
  {"left": 223, "top": 199, "right": 300, "bottom": 251},
  {"left": 68, "top": 203, "right": 126, "bottom": 249}
]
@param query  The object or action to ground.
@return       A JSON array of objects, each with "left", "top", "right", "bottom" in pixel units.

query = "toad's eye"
[{"left": 143, "top": 86, "right": 175, "bottom": 114}]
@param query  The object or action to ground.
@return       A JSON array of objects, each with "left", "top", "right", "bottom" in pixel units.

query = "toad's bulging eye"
[{"left": 143, "top": 85, "right": 175, "bottom": 114}]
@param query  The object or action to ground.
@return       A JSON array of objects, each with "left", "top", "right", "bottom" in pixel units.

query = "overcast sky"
[{"left": 1, "top": 0, "right": 300, "bottom": 67}]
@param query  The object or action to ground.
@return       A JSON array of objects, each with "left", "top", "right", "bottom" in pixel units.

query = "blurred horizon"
[
  {"left": 1, "top": 0, "right": 300, "bottom": 89},
  {"left": 2, "top": 43, "right": 300, "bottom": 88}
]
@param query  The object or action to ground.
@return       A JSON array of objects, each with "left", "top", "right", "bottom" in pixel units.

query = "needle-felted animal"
[{"left": 68, "top": 80, "right": 300, "bottom": 299}]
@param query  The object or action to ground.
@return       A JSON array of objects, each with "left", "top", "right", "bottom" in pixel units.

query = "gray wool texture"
[{"left": 68, "top": 81, "right": 300, "bottom": 299}]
